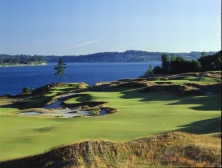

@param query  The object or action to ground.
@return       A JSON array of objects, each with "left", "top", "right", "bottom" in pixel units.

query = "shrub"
[
  {"left": 80, "top": 105, "right": 90, "bottom": 110},
  {"left": 78, "top": 82, "right": 89, "bottom": 89},
  {"left": 22, "top": 87, "right": 31, "bottom": 94},
  {"left": 102, "top": 107, "right": 118, "bottom": 113},
  {"left": 89, "top": 108, "right": 100, "bottom": 116}
]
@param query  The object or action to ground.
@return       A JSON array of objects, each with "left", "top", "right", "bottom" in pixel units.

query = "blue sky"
[{"left": 0, "top": 0, "right": 220, "bottom": 55}]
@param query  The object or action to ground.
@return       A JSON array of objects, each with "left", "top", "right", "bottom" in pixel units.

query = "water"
[{"left": 0, "top": 62, "right": 160, "bottom": 95}]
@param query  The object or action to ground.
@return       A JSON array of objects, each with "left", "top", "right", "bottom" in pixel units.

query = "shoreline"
[{"left": 0, "top": 63, "right": 47, "bottom": 67}]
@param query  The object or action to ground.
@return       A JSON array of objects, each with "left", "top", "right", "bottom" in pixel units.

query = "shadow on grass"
[
  {"left": 182, "top": 76, "right": 221, "bottom": 83},
  {"left": 14, "top": 96, "right": 52, "bottom": 110},
  {"left": 63, "top": 83, "right": 221, "bottom": 113},
  {"left": 65, "top": 101, "right": 107, "bottom": 108},
  {"left": 63, "top": 94, "right": 107, "bottom": 107},
  {"left": 0, "top": 104, "right": 15, "bottom": 108},
  {"left": 168, "top": 94, "right": 221, "bottom": 111},
  {"left": 108, "top": 85, "right": 221, "bottom": 112},
  {"left": 176, "top": 117, "right": 221, "bottom": 134},
  {"left": 35, "top": 126, "right": 57, "bottom": 133},
  {"left": 51, "top": 87, "right": 76, "bottom": 93},
  {"left": 75, "top": 94, "right": 92, "bottom": 102}
]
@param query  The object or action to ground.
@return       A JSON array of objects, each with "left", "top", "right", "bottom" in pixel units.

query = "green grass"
[
  {"left": 152, "top": 76, "right": 221, "bottom": 84},
  {"left": 0, "top": 108, "right": 19, "bottom": 114},
  {"left": 0, "top": 85, "right": 220, "bottom": 161},
  {"left": 50, "top": 86, "right": 75, "bottom": 93},
  {"left": 0, "top": 83, "right": 80, "bottom": 113}
]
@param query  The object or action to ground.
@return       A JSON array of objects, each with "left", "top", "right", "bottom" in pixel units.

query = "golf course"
[{"left": 0, "top": 71, "right": 221, "bottom": 167}]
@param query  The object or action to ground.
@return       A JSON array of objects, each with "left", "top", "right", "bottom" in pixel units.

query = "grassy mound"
[{"left": 0, "top": 131, "right": 220, "bottom": 168}]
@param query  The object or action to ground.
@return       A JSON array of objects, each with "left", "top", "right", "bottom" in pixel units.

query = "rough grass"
[{"left": 0, "top": 131, "right": 220, "bottom": 168}]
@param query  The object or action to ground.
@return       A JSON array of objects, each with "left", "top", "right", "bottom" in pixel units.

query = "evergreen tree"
[
  {"left": 153, "top": 66, "right": 162, "bottom": 74},
  {"left": 171, "top": 54, "right": 176, "bottom": 62},
  {"left": 54, "top": 58, "right": 67, "bottom": 82},
  {"left": 145, "top": 65, "right": 153, "bottom": 76},
  {"left": 161, "top": 54, "right": 170, "bottom": 73},
  {"left": 22, "top": 87, "right": 31, "bottom": 94},
  {"left": 201, "top": 52, "right": 206, "bottom": 57}
]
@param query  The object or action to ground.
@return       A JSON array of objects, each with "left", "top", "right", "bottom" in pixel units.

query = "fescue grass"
[
  {"left": 0, "top": 76, "right": 221, "bottom": 161},
  {"left": 0, "top": 131, "right": 220, "bottom": 168}
]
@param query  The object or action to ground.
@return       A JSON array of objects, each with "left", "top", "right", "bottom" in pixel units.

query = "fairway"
[
  {"left": 151, "top": 76, "right": 221, "bottom": 84},
  {"left": 0, "top": 84, "right": 221, "bottom": 161}
]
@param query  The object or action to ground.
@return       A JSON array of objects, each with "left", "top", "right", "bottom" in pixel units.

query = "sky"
[{"left": 0, "top": 0, "right": 220, "bottom": 55}]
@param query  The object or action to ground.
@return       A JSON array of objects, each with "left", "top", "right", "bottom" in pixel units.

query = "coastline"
[{"left": 0, "top": 62, "right": 47, "bottom": 67}]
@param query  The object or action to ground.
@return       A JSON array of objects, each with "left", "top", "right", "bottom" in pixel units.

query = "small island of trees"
[{"left": 0, "top": 55, "right": 46, "bottom": 66}]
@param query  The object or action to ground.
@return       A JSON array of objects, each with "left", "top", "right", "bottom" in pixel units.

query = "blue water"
[{"left": 0, "top": 62, "right": 160, "bottom": 95}]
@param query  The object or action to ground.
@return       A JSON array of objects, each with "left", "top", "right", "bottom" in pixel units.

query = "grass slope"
[
  {"left": 0, "top": 74, "right": 221, "bottom": 162},
  {"left": 0, "top": 131, "right": 221, "bottom": 168}
]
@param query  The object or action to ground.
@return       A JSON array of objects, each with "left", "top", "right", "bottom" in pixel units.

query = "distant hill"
[
  {"left": 1, "top": 51, "right": 217, "bottom": 63},
  {"left": 45, "top": 50, "right": 217, "bottom": 62}
]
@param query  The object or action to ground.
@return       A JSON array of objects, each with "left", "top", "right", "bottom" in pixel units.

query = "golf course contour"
[{"left": 0, "top": 71, "right": 221, "bottom": 167}]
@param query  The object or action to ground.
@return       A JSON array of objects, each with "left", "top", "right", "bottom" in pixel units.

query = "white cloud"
[{"left": 60, "top": 40, "right": 100, "bottom": 51}]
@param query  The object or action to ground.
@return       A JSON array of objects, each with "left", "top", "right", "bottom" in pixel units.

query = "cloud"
[
  {"left": 111, "top": 40, "right": 144, "bottom": 50},
  {"left": 60, "top": 40, "right": 100, "bottom": 51}
]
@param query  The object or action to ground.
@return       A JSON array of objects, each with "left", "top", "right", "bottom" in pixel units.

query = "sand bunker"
[
  {"left": 19, "top": 109, "right": 108, "bottom": 118},
  {"left": 19, "top": 93, "right": 109, "bottom": 118}
]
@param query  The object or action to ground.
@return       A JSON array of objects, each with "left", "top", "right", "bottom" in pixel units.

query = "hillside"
[
  {"left": 45, "top": 51, "right": 217, "bottom": 62},
  {"left": 0, "top": 131, "right": 221, "bottom": 168},
  {"left": 1, "top": 51, "right": 217, "bottom": 63},
  {"left": 0, "top": 71, "right": 221, "bottom": 167}
]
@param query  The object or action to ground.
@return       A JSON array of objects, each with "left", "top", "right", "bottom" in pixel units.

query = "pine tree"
[
  {"left": 145, "top": 65, "right": 153, "bottom": 76},
  {"left": 161, "top": 54, "right": 170, "bottom": 73},
  {"left": 54, "top": 58, "right": 67, "bottom": 82}
]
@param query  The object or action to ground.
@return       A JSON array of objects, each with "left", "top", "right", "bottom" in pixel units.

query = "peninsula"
[{"left": 0, "top": 55, "right": 46, "bottom": 67}]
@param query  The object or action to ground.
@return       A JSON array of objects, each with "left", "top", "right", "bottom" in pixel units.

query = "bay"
[{"left": 0, "top": 62, "right": 161, "bottom": 95}]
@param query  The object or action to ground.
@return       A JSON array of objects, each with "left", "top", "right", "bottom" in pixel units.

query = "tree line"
[
  {"left": 146, "top": 51, "right": 221, "bottom": 75},
  {"left": 46, "top": 51, "right": 217, "bottom": 62},
  {"left": 0, "top": 55, "right": 46, "bottom": 66}
]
